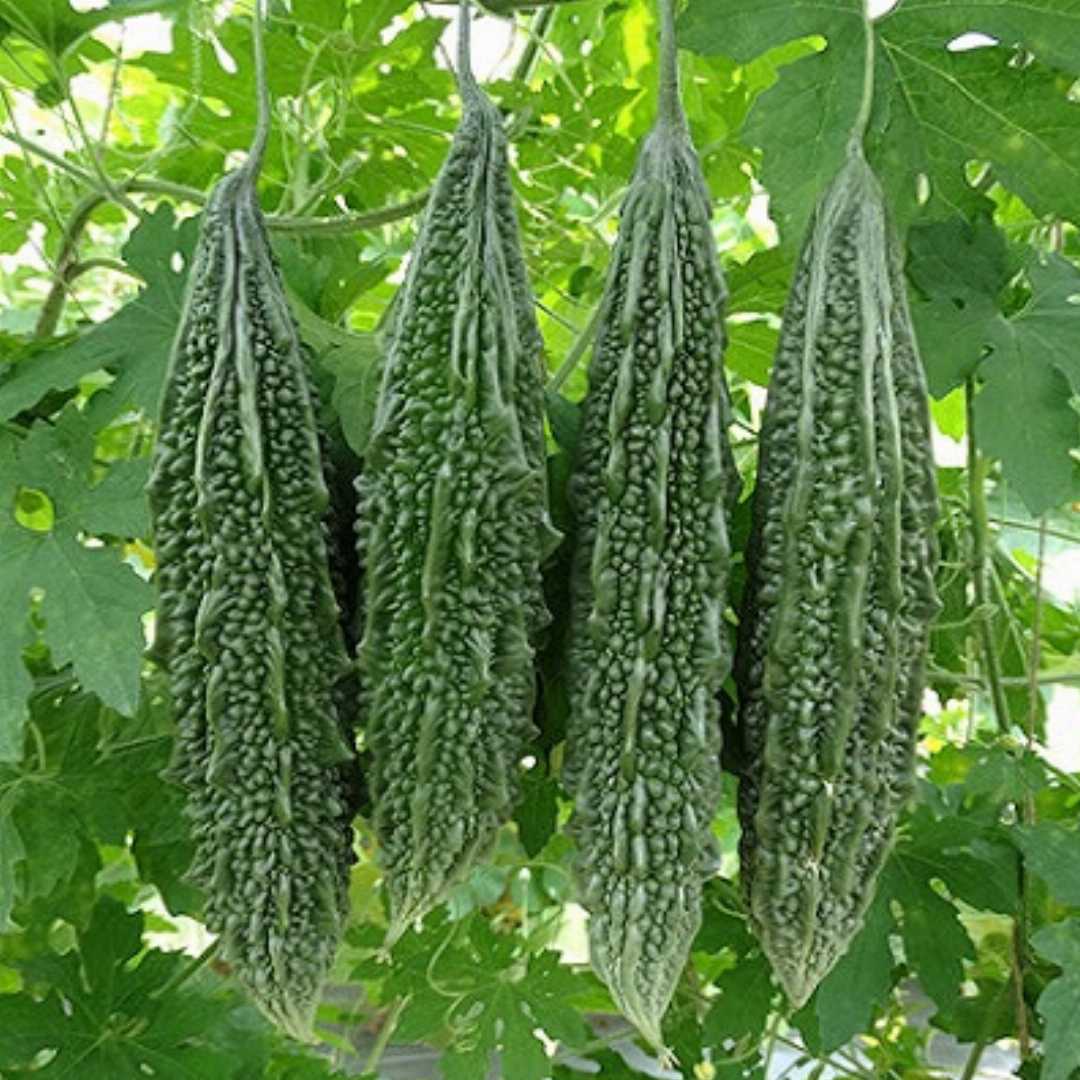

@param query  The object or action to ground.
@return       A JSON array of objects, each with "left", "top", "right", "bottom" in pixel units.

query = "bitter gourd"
[
  {"left": 563, "top": 0, "right": 736, "bottom": 1050},
  {"left": 147, "top": 57, "right": 356, "bottom": 1035},
  {"left": 733, "top": 147, "right": 940, "bottom": 1006},
  {"left": 357, "top": 3, "right": 557, "bottom": 944}
]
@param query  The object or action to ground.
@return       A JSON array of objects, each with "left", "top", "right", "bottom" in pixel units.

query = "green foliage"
[
  {"left": 1032, "top": 919, "right": 1080, "bottom": 1080},
  {"left": 680, "top": 0, "right": 1080, "bottom": 239},
  {"left": 0, "top": 206, "right": 198, "bottom": 425},
  {"left": 0, "top": 413, "right": 151, "bottom": 756},
  {"left": 0, "top": 1, "right": 1077, "bottom": 1077},
  {"left": 907, "top": 218, "right": 1080, "bottom": 513},
  {"left": 0, "top": 896, "right": 277, "bottom": 1077},
  {"left": 350, "top": 910, "right": 595, "bottom": 1080}
]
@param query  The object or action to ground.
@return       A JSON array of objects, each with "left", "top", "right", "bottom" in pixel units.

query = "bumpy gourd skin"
[
  {"left": 733, "top": 151, "right": 940, "bottom": 1006},
  {"left": 564, "top": 112, "right": 736, "bottom": 1051},
  {"left": 148, "top": 169, "right": 357, "bottom": 1040},
  {"left": 358, "top": 75, "right": 556, "bottom": 944}
]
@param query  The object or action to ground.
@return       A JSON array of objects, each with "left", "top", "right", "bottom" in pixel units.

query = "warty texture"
[
  {"left": 358, "top": 76, "right": 557, "bottom": 944},
  {"left": 733, "top": 151, "right": 941, "bottom": 1006},
  {"left": 564, "top": 113, "right": 737, "bottom": 1050},
  {"left": 147, "top": 167, "right": 357, "bottom": 1041}
]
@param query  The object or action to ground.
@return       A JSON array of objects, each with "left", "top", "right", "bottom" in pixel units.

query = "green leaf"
[
  {"left": 392, "top": 992, "right": 452, "bottom": 1044},
  {"left": 813, "top": 886, "right": 895, "bottom": 1053},
  {"left": 895, "top": 878, "right": 972, "bottom": 1010},
  {"left": 680, "top": 2, "right": 1080, "bottom": 237},
  {"left": 514, "top": 768, "right": 559, "bottom": 858},
  {"left": 866, "top": 812, "right": 1006, "bottom": 1015},
  {"left": 680, "top": 0, "right": 865, "bottom": 243},
  {"left": 378, "top": 919, "right": 592, "bottom": 1080},
  {"left": 1013, "top": 822, "right": 1080, "bottom": 908},
  {"left": 545, "top": 391, "right": 582, "bottom": 455},
  {"left": 873, "top": 38, "right": 1080, "bottom": 227},
  {"left": 1036, "top": 976, "right": 1080, "bottom": 1080},
  {"left": 0, "top": 897, "right": 272, "bottom": 1077},
  {"left": 1032, "top": 918, "right": 1080, "bottom": 970},
  {"left": 678, "top": 0, "right": 861, "bottom": 63},
  {"left": 908, "top": 222, "right": 1080, "bottom": 514},
  {"left": 320, "top": 343, "right": 383, "bottom": 458},
  {"left": 933, "top": 978, "right": 1014, "bottom": 1044},
  {"left": 726, "top": 320, "right": 779, "bottom": 386},
  {"left": 904, "top": 810, "right": 1018, "bottom": 914},
  {"left": 0, "top": 812, "right": 25, "bottom": 932},
  {"left": 1032, "top": 920, "right": 1080, "bottom": 1080},
  {"left": 353, "top": 0, "right": 419, "bottom": 48},
  {"left": 744, "top": 24, "right": 866, "bottom": 247},
  {"left": 974, "top": 338, "right": 1079, "bottom": 515},
  {"left": 0, "top": 416, "right": 151, "bottom": 752},
  {"left": 0, "top": 0, "right": 186, "bottom": 57},
  {"left": 5, "top": 782, "right": 84, "bottom": 911},
  {"left": 1, "top": 688, "right": 190, "bottom": 929},
  {"left": 0, "top": 206, "right": 198, "bottom": 425},
  {"left": 702, "top": 952, "right": 774, "bottom": 1045},
  {"left": 880, "top": 1, "right": 1080, "bottom": 79},
  {"left": 726, "top": 247, "right": 794, "bottom": 316},
  {"left": 1009, "top": 254, "right": 1080, "bottom": 397}
]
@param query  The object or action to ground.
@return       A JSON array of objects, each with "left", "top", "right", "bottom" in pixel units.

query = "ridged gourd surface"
[
  {"left": 564, "top": 115, "right": 736, "bottom": 1050},
  {"left": 733, "top": 151, "right": 940, "bottom": 1006},
  {"left": 358, "top": 76, "right": 556, "bottom": 943},
  {"left": 147, "top": 168, "right": 357, "bottom": 1040}
]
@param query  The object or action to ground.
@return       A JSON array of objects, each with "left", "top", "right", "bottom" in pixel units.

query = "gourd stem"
[
  {"left": 456, "top": 0, "right": 482, "bottom": 104},
  {"left": 848, "top": 0, "right": 876, "bottom": 156},
  {"left": 656, "top": 0, "right": 683, "bottom": 130},
  {"left": 247, "top": 0, "right": 271, "bottom": 176}
]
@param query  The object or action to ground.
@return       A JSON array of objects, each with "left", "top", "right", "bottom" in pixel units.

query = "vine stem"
[
  {"left": 929, "top": 670, "right": 1080, "bottom": 689},
  {"left": 656, "top": 0, "right": 682, "bottom": 130},
  {"left": 267, "top": 192, "right": 429, "bottom": 234},
  {"left": 34, "top": 189, "right": 115, "bottom": 338},
  {"left": 1026, "top": 518, "right": 1047, "bottom": 739},
  {"left": 761, "top": 1011, "right": 782, "bottom": 1077},
  {"left": 959, "top": 1038, "right": 988, "bottom": 1080},
  {"left": 361, "top": 996, "right": 409, "bottom": 1077},
  {"left": 27, "top": 172, "right": 426, "bottom": 336},
  {"left": 964, "top": 378, "right": 1010, "bottom": 734},
  {"left": 849, "top": 0, "right": 876, "bottom": 154},
  {"left": 68, "top": 257, "right": 140, "bottom": 282},
  {"left": 27, "top": 721, "right": 47, "bottom": 772},
  {"left": 1010, "top": 516, "right": 1045, "bottom": 1065},
  {"left": 456, "top": 0, "right": 481, "bottom": 102},
  {"left": 546, "top": 303, "right": 600, "bottom": 392},
  {"left": 246, "top": 0, "right": 271, "bottom": 176},
  {"left": 512, "top": 5, "right": 556, "bottom": 84},
  {"left": 990, "top": 516, "right": 1079, "bottom": 545},
  {"left": 149, "top": 940, "right": 219, "bottom": 999},
  {"left": 771, "top": 1034, "right": 875, "bottom": 1080}
]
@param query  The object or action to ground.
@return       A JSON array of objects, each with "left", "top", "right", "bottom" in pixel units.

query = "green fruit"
[
  {"left": 147, "top": 166, "right": 357, "bottom": 1041},
  {"left": 358, "top": 52, "right": 558, "bottom": 944},
  {"left": 563, "top": 80, "right": 737, "bottom": 1048},
  {"left": 733, "top": 149, "right": 941, "bottom": 1006}
]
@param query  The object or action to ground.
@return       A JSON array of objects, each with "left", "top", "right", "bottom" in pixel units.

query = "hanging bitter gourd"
[
  {"left": 563, "top": 0, "right": 736, "bottom": 1050},
  {"left": 357, "top": 3, "right": 557, "bottom": 944},
  {"left": 147, "top": 14, "right": 356, "bottom": 1038},
  {"left": 733, "top": 146, "right": 940, "bottom": 1006}
]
